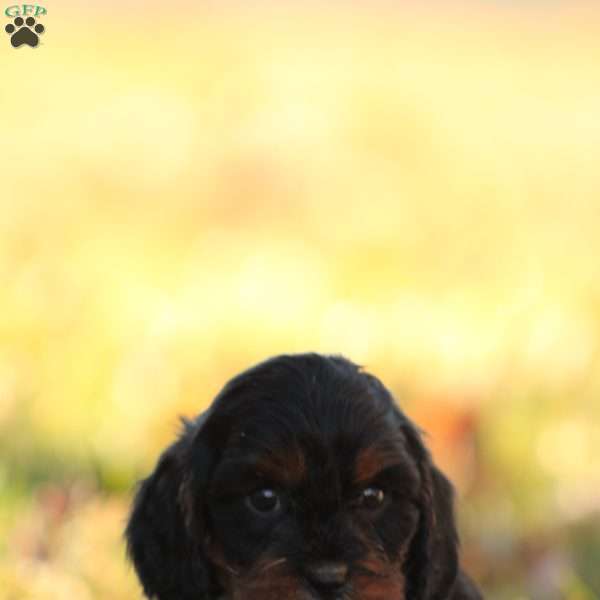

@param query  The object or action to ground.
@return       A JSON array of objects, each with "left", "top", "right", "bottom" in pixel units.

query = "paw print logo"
[{"left": 5, "top": 16, "right": 45, "bottom": 48}]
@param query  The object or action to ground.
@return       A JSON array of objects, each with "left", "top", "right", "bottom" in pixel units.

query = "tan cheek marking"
[
  {"left": 357, "top": 578, "right": 406, "bottom": 600},
  {"left": 353, "top": 560, "right": 406, "bottom": 600},
  {"left": 230, "top": 561, "right": 307, "bottom": 600}
]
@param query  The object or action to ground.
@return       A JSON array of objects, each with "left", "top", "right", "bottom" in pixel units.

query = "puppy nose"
[{"left": 305, "top": 561, "right": 348, "bottom": 590}]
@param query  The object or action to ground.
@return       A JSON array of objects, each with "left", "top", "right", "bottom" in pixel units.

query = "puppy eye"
[
  {"left": 246, "top": 488, "right": 281, "bottom": 515},
  {"left": 357, "top": 487, "right": 385, "bottom": 511}
]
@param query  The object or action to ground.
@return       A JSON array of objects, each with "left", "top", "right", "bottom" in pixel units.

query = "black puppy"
[{"left": 126, "top": 353, "right": 482, "bottom": 600}]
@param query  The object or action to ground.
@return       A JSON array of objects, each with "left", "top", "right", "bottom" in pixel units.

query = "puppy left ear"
[
  {"left": 125, "top": 419, "right": 216, "bottom": 600},
  {"left": 401, "top": 422, "right": 459, "bottom": 600},
  {"left": 423, "top": 464, "right": 460, "bottom": 600}
]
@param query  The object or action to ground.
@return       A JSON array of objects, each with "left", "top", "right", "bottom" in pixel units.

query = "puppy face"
[
  {"left": 126, "top": 354, "right": 476, "bottom": 600},
  {"left": 205, "top": 379, "right": 420, "bottom": 600}
]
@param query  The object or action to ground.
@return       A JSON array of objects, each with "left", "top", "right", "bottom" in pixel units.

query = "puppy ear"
[
  {"left": 401, "top": 422, "right": 459, "bottom": 600},
  {"left": 125, "top": 420, "right": 216, "bottom": 600}
]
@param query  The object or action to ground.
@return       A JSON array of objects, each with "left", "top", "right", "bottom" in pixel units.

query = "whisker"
[
  {"left": 260, "top": 557, "right": 287, "bottom": 573},
  {"left": 224, "top": 564, "right": 240, "bottom": 577}
]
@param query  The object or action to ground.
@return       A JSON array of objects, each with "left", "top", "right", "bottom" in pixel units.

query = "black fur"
[{"left": 126, "top": 353, "right": 482, "bottom": 600}]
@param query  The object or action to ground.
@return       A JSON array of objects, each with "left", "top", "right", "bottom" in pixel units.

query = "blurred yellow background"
[{"left": 1, "top": 1, "right": 600, "bottom": 598}]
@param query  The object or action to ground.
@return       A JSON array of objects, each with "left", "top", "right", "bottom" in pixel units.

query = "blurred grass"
[{"left": 1, "top": 2, "right": 600, "bottom": 598}]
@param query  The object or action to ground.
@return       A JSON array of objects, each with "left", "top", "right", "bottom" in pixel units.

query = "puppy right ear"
[{"left": 125, "top": 421, "right": 215, "bottom": 600}]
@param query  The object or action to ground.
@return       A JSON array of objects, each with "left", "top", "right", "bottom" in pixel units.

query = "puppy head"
[{"left": 126, "top": 354, "right": 459, "bottom": 600}]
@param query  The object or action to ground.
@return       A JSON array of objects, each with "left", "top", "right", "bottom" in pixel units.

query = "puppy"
[{"left": 126, "top": 353, "right": 482, "bottom": 600}]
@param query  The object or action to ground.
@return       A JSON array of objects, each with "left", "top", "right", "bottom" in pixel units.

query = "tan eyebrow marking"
[
  {"left": 354, "top": 446, "right": 404, "bottom": 485},
  {"left": 255, "top": 445, "right": 306, "bottom": 486}
]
